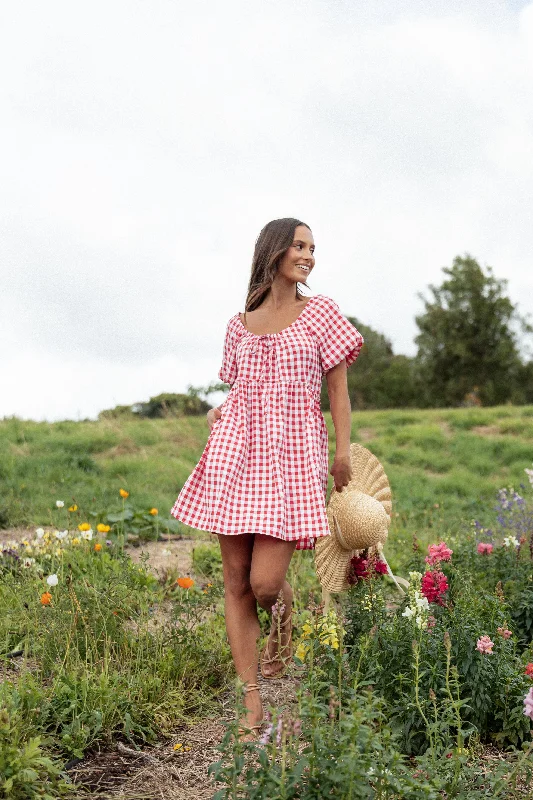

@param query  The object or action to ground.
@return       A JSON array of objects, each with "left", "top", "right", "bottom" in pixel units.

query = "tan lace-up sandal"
[
  {"left": 237, "top": 683, "right": 263, "bottom": 742},
  {"left": 260, "top": 610, "right": 293, "bottom": 680}
]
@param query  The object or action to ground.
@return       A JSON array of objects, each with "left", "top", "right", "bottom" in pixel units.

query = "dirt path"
[{"left": 1, "top": 526, "right": 301, "bottom": 798}]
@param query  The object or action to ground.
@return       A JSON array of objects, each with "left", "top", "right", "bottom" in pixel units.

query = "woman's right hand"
[{"left": 207, "top": 407, "right": 222, "bottom": 430}]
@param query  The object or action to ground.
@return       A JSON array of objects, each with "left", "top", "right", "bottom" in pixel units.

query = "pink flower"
[
  {"left": 477, "top": 542, "right": 494, "bottom": 555},
  {"left": 421, "top": 570, "right": 449, "bottom": 605},
  {"left": 425, "top": 542, "right": 453, "bottom": 566},
  {"left": 476, "top": 635, "right": 494, "bottom": 654},
  {"left": 427, "top": 615, "right": 437, "bottom": 631},
  {"left": 496, "top": 627, "right": 512, "bottom": 639},
  {"left": 373, "top": 560, "right": 388, "bottom": 575},
  {"left": 524, "top": 663, "right": 533, "bottom": 678},
  {"left": 524, "top": 688, "right": 533, "bottom": 721}
]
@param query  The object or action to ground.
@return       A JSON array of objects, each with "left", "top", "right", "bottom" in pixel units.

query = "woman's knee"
[
  {"left": 250, "top": 577, "right": 283, "bottom": 609},
  {"left": 224, "top": 571, "right": 253, "bottom": 600}
]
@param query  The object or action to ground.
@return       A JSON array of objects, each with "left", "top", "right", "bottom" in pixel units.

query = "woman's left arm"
[{"left": 326, "top": 359, "right": 352, "bottom": 491}]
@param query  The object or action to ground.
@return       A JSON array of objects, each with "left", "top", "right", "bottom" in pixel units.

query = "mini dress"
[{"left": 170, "top": 294, "right": 364, "bottom": 550}]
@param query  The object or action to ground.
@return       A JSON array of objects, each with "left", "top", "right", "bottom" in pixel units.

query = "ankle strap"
[{"left": 245, "top": 683, "right": 260, "bottom": 693}]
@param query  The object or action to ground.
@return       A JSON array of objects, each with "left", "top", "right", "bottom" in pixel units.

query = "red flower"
[
  {"left": 525, "top": 663, "right": 533, "bottom": 678},
  {"left": 374, "top": 560, "right": 388, "bottom": 575},
  {"left": 421, "top": 570, "right": 448, "bottom": 605}
]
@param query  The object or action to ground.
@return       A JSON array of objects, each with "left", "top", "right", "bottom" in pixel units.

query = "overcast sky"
[{"left": 1, "top": 0, "right": 532, "bottom": 422}]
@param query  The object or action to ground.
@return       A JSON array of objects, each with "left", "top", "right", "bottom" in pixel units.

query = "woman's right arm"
[{"left": 207, "top": 404, "right": 223, "bottom": 430}]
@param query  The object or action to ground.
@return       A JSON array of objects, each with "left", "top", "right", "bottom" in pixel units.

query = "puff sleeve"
[
  {"left": 217, "top": 316, "right": 241, "bottom": 387},
  {"left": 314, "top": 296, "right": 364, "bottom": 374}
]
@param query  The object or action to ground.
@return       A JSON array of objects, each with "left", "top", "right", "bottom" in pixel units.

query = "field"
[{"left": 1, "top": 405, "right": 533, "bottom": 798}]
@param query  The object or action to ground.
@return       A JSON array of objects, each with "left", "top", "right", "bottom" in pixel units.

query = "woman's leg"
[
  {"left": 217, "top": 533, "right": 262, "bottom": 728},
  {"left": 250, "top": 534, "right": 297, "bottom": 677}
]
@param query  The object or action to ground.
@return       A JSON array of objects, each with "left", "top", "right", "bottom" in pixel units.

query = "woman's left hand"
[{"left": 330, "top": 455, "right": 352, "bottom": 492}]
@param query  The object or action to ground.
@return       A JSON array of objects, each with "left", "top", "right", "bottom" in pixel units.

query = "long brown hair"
[{"left": 244, "top": 218, "right": 312, "bottom": 312}]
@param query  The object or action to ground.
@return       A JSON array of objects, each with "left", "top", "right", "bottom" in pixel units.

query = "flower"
[
  {"left": 97, "top": 523, "right": 111, "bottom": 533},
  {"left": 161, "top": 548, "right": 172, "bottom": 557},
  {"left": 476, "top": 635, "right": 494, "bottom": 654},
  {"left": 55, "top": 530, "right": 68, "bottom": 540},
  {"left": 427, "top": 615, "right": 437, "bottom": 631},
  {"left": 525, "top": 466, "right": 533, "bottom": 488},
  {"left": 35, "top": 528, "right": 45, "bottom": 539},
  {"left": 94, "top": 543, "right": 102, "bottom": 552},
  {"left": 81, "top": 529, "right": 93, "bottom": 541},
  {"left": 421, "top": 570, "right": 448, "bottom": 606},
  {"left": 149, "top": 508, "right": 158, "bottom": 515},
  {"left": 22, "top": 557, "right": 35, "bottom": 568},
  {"left": 347, "top": 554, "right": 369, "bottom": 584},
  {"left": 46, "top": 573, "right": 59, "bottom": 587},
  {"left": 374, "top": 559, "right": 388, "bottom": 575},
  {"left": 497, "top": 627, "right": 512, "bottom": 639},
  {"left": 119, "top": 488, "right": 129, "bottom": 498},
  {"left": 71, "top": 537, "right": 80, "bottom": 545},
  {"left": 68, "top": 504, "right": 78, "bottom": 512},
  {"left": 425, "top": 542, "right": 453, "bottom": 566},
  {"left": 503, "top": 536, "right": 519, "bottom": 548},
  {"left": 55, "top": 500, "right": 64, "bottom": 508},
  {"left": 176, "top": 577, "right": 194, "bottom": 589},
  {"left": 524, "top": 688, "right": 533, "bottom": 721},
  {"left": 402, "top": 605, "right": 415, "bottom": 619},
  {"left": 40, "top": 592, "right": 52, "bottom": 605},
  {"left": 524, "top": 663, "right": 533, "bottom": 677},
  {"left": 173, "top": 743, "right": 183, "bottom": 750},
  {"left": 78, "top": 522, "right": 91, "bottom": 531},
  {"left": 477, "top": 542, "right": 494, "bottom": 554}
]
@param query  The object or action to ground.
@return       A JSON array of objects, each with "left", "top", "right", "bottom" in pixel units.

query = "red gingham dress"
[{"left": 170, "top": 294, "right": 364, "bottom": 550}]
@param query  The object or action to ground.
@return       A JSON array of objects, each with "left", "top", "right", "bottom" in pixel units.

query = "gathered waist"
[{"left": 231, "top": 378, "right": 321, "bottom": 400}]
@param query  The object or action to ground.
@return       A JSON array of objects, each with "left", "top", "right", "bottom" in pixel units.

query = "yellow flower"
[
  {"left": 97, "top": 523, "right": 111, "bottom": 533},
  {"left": 173, "top": 743, "right": 183, "bottom": 751},
  {"left": 119, "top": 488, "right": 129, "bottom": 498},
  {"left": 149, "top": 508, "right": 158, "bottom": 515},
  {"left": 94, "top": 543, "right": 102, "bottom": 552},
  {"left": 22, "top": 540, "right": 29, "bottom": 547},
  {"left": 78, "top": 522, "right": 91, "bottom": 531},
  {"left": 72, "top": 537, "right": 80, "bottom": 545},
  {"left": 68, "top": 504, "right": 78, "bottom": 512}
]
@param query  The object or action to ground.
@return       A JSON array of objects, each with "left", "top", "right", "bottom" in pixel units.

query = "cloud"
[{"left": 1, "top": 0, "right": 532, "bottom": 419}]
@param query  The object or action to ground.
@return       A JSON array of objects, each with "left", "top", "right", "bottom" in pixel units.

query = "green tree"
[
  {"left": 321, "top": 318, "right": 419, "bottom": 410},
  {"left": 414, "top": 255, "right": 530, "bottom": 407}
]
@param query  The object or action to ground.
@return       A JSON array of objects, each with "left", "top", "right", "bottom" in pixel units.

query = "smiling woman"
[{"left": 170, "top": 217, "right": 364, "bottom": 742}]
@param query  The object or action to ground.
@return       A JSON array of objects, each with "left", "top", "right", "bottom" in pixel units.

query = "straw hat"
[{"left": 315, "top": 443, "right": 392, "bottom": 593}]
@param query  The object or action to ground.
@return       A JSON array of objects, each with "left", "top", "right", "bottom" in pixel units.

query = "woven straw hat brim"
[
  {"left": 344, "top": 444, "right": 392, "bottom": 516},
  {"left": 315, "top": 529, "right": 354, "bottom": 592},
  {"left": 314, "top": 443, "right": 393, "bottom": 593}
]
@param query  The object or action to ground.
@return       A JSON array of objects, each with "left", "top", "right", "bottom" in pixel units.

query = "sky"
[{"left": 1, "top": 0, "right": 532, "bottom": 422}]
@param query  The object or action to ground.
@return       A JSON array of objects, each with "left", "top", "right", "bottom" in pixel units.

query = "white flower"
[
  {"left": 22, "top": 557, "right": 35, "bottom": 568},
  {"left": 55, "top": 530, "right": 68, "bottom": 540},
  {"left": 35, "top": 528, "right": 45, "bottom": 539},
  {"left": 415, "top": 596, "right": 430, "bottom": 611},
  {"left": 415, "top": 615, "right": 426, "bottom": 629},
  {"left": 408, "top": 571, "right": 422, "bottom": 582},
  {"left": 402, "top": 606, "right": 415, "bottom": 619},
  {"left": 503, "top": 536, "right": 519, "bottom": 548},
  {"left": 56, "top": 500, "right": 64, "bottom": 508},
  {"left": 46, "top": 573, "right": 59, "bottom": 587},
  {"left": 81, "top": 529, "right": 93, "bottom": 541},
  {"left": 161, "top": 549, "right": 172, "bottom": 557}
]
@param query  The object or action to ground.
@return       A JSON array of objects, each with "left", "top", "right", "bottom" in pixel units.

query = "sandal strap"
[{"left": 244, "top": 683, "right": 261, "bottom": 693}]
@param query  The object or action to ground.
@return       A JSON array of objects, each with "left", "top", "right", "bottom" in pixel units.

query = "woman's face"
[{"left": 277, "top": 225, "right": 315, "bottom": 285}]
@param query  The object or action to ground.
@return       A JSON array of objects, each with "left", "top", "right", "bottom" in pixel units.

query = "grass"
[{"left": 1, "top": 404, "right": 533, "bottom": 796}]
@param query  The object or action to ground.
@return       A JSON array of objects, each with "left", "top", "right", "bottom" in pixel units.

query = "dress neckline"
[{"left": 236, "top": 295, "right": 317, "bottom": 337}]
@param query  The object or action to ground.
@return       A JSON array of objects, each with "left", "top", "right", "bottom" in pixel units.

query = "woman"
[{"left": 171, "top": 218, "right": 364, "bottom": 738}]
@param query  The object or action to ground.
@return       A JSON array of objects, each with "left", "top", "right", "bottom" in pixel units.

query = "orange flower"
[
  {"left": 78, "top": 522, "right": 91, "bottom": 531},
  {"left": 149, "top": 508, "right": 158, "bottom": 516},
  {"left": 94, "top": 542, "right": 102, "bottom": 552},
  {"left": 176, "top": 577, "right": 194, "bottom": 589},
  {"left": 119, "top": 488, "right": 129, "bottom": 498},
  {"left": 40, "top": 592, "right": 52, "bottom": 606},
  {"left": 68, "top": 504, "right": 78, "bottom": 512},
  {"left": 97, "top": 523, "right": 111, "bottom": 533}
]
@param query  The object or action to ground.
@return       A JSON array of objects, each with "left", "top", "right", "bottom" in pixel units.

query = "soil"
[{"left": 1, "top": 526, "right": 302, "bottom": 798}]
